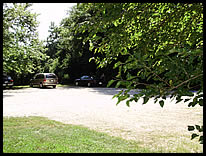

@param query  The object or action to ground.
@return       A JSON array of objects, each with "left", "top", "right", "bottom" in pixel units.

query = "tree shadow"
[
  {"left": 39, "top": 87, "right": 55, "bottom": 89},
  {"left": 89, "top": 87, "right": 125, "bottom": 96},
  {"left": 60, "top": 85, "right": 141, "bottom": 96},
  {"left": 3, "top": 94, "right": 14, "bottom": 98}
]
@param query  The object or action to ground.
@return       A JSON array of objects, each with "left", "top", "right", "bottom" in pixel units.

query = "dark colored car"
[
  {"left": 74, "top": 75, "right": 97, "bottom": 87},
  {"left": 30, "top": 73, "right": 58, "bottom": 88},
  {"left": 3, "top": 74, "right": 14, "bottom": 88}
]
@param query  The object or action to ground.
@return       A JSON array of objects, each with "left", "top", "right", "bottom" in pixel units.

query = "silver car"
[{"left": 30, "top": 73, "right": 58, "bottom": 88}]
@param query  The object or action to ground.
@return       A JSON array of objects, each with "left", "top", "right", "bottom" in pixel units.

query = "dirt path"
[{"left": 3, "top": 86, "right": 203, "bottom": 152}]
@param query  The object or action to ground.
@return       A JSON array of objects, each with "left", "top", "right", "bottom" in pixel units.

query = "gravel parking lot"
[{"left": 3, "top": 86, "right": 203, "bottom": 151}]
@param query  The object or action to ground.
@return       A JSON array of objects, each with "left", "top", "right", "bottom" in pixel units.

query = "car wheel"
[
  {"left": 88, "top": 82, "right": 91, "bottom": 87},
  {"left": 53, "top": 85, "right": 56, "bottom": 88},
  {"left": 75, "top": 82, "right": 78, "bottom": 86}
]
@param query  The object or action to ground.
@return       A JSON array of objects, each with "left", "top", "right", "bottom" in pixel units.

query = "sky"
[{"left": 30, "top": 3, "right": 77, "bottom": 41}]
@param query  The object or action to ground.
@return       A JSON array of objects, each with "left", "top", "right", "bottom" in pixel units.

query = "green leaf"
[
  {"left": 89, "top": 57, "right": 95, "bottom": 62},
  {"left": 113, "top": 20, "right": 118, "bottom": 27},
  {"left": 112, "top": 90, "right": 123, "bottom": 99},
  {"left": 159, "top": 100, "right": 164, "bottom": 108},
  {"left": 107, "top": 80, "right": 116, "bottom": 87},
  {"left": 184, "top": 98, "right": 191, "bottom": 103},
  {"left": 126, "top": 100, "right": 130, "bottom": 107},
  {"left": 191, "top": 133, "right": 199, "bottom": 140},
  {"left": 198, "top": 99, "right": 203, "bottom": 106},
  {"left": 143, "top": 97, "right": 149, "bottom": 104},
  {"left": 195, "top": 125, "right": 201, "bottom": 131},
  {"left": 199, "top": 136, "right": 203, "bottom": 144},
  {"left": 116, "top": 94, "right": 129, "bottom": 105},
  {"left": 115, "top": 81, "right": 122, "bottom": 88},
  {"left": 176, "top": 96, "right": 183, "bottom": 104},
  {"left": 195, "top": 125, "right": 203, "bottom": 132},
  {"left": 188, "top": 126, "right": 195, "bottom": 131},
  {"left": 162, "top": 96, "right": 166, "bottom": 100},
  {"left": 113, "top": 61, "right": 122, "bottom": 69},
  {"left": 188, "top": 101, "right": 196, "bottom": 107}
]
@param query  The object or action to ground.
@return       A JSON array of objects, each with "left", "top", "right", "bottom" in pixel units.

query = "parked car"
[
  {"left": 3, "top": 74, "right": 14, "bottom": 88},
  {"left": 74, "top": 75, "right": 98, "bottom": 87},
  {"left": 30, "top": 73, "right": 58, "bottom": 88}
]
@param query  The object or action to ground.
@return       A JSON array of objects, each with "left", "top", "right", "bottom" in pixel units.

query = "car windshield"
[
  {"left": 81, "top": 76, "right": 91, "bottom": 80},
  {"left": 46, "top": 74, "right": 56, "bottom": 78}
]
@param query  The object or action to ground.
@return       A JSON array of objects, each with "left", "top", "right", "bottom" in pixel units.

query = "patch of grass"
[
  {"left": 3, "top": 116, "right": 152, "bottom": 153},
  {"left": 57, "top": 84, "right": 71, "bottom": 87},
  {"left": 8, "top": 85, "right": 30, "bottom": 89}
]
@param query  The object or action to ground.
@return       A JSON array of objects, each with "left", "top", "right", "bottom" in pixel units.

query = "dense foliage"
[
  {"left": 44, "top": 6, "right": 98, "bottom": 83},
  {"left": 3, "top": 3, "right": 48, "bottom": 83},
  {"left": 76, "top": 3, "right": 203, "bottom": 144},
  {"left": 44, "top": 5, "right": 117, "bottom": 83}
]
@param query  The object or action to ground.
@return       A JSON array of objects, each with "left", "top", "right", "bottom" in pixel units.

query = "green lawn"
[{"left": 3, "top": 116, "right": 152, "bottom": 153}]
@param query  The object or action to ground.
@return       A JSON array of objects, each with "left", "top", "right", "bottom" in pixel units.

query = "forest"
[
  {"left": 3, "top": 3, "right": 118, "bottom": 85},
  {"left": 3, "top": 3, "right": 203, "bottom": 143}
]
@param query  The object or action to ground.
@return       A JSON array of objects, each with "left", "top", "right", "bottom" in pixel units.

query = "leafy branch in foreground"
[{"left": 77, "top": 3, "right": 203, "bottom": 144}]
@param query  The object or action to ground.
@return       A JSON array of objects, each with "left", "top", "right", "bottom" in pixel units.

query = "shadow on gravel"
[
  {"left": 3, "top": 94, "right": 14, "bottom": 98},
  {"left": 39, "top": 87, "right": 55, "bottom": 89},
  {"left": 90, "top": 88, "right": 126, "bottom": 96},
  {"left": 90, "top": 88, "right": 141, "bottom": 96},
  {"left": 3, "top": 87, "right": 25, "bottom": 90},
  {"left": 3, "top": 86, "right": 30, "bottom": 90},
  {"left": 60, "top": 85, "right": 141, "bottom": 96}
]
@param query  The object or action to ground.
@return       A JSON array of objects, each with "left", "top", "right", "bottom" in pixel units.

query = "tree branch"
[
  {"left": 171, "top": 74, "right": 203, "bottom": 90},
  {"left": 143, "top": 64, "right": 171, "bottom": 87}
]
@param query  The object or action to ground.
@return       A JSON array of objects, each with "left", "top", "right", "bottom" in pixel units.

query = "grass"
[
  {"left": 6, "top": 85, "right": 30, "bottom": 89},
  {"left": 56, "top": 84, "right": 71, "bottom": 87},
  {"left": 3, "top": 116, "right": 152, "bottom": 153}
]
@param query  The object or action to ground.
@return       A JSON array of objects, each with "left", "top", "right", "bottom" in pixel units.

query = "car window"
[
  {"left": 46, "top": 74, "right": 56, "bottom": 78},
  {"left": 81, "top": 76, "right": 87, "bottom": 79},
  {"left": 81, "top": 76, "right": 91, "bottom": 80},
  {"left": 35, "top": 74, "right": 44, "bottom": 79}
]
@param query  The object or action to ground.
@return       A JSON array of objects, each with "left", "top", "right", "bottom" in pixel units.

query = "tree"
[
  {"left": 3, "top": 3, "right": 48, "bottom": 83},
  {"left": 43, "top": 22, "right": 61, "bottom": 74},
  {"left": 44, "top": 5, "right": 100, "bottom": 83},
  {"left": 77, "top": 3, "right": 203, "bottom": 144}
]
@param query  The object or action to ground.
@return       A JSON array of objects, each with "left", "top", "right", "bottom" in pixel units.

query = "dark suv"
[
  {"left": 3, "top": 74, "right": 14, "bottom": 88},
  {"left": 30, "top": 73, "right": 58, "bottom": 88}
]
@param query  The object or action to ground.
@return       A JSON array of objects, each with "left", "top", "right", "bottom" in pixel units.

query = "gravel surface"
[{"left": 3, "top": 86, "right": 203, "bottom": 152}]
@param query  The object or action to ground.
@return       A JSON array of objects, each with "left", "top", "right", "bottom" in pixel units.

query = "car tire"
[
  {"left": 75, "top": 82, "right": 78, "bottom": 86},
  {"left": 53, "top": 85, "right": 56, "bottom": 88}
]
